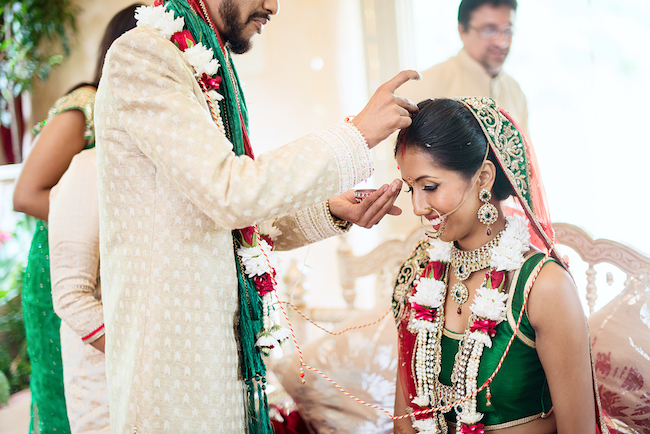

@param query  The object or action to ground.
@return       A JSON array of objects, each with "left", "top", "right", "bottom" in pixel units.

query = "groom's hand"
[
  {"left": 352, "top": 70, "right": 420, "bottom": 149},
  {"left": 328, "top": 179, "right": 403, "bottom": 229}
]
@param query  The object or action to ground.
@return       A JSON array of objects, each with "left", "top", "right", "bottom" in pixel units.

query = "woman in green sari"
[{"left": 12, "top": 6, "right": 139, "bottom": 432}]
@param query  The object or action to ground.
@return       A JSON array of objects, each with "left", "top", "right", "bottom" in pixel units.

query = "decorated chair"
[{"left": 273, "top": 223, "right": 650, "bottom": 434}]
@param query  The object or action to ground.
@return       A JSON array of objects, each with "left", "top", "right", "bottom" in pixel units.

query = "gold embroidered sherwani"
[
  {"left": 95, "top": 26, "right": 372, "bottom": 433},
  {"left": 399, "top": 48, "right": 529, "bottom": 135}
]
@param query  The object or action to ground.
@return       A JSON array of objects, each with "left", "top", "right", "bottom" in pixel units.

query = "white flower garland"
[
  {"left": 427, "top": 239, "right": 452, "bottom": 264},
  {"left": 237, "top": 239, "right": 277, "bottom": 277},
  {"left": 135, "top": 4, "right": 184, "bottom": 39},
  {"left": 183, "top": 43, "right": 220, "bottom": 77},
  {"left": 135, "top": 5, "right": 225, "bottom": 110},
  {"left": 409, "top": 216, "right": 530, "bottom": 433},
  {"left": 236, "top": 227, "right": 289, "bottom": 356},
  {"left": 490, "top": 213, "right": 530, "bottom": 271},
  {"left": 470, "top": 287, "right": 509, "bottom": 322},
  {"left": 257, "top": 221, "right": 283, "bottom": 241}
]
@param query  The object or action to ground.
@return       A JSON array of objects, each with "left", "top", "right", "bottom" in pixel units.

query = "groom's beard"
[{"left": 219, "top": 0, "right": 270, "bottom": 55}]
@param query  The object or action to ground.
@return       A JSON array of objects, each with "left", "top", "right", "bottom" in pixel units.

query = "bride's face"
[{"left": 397, "top": 147, "right": 481, "bottom": 243}]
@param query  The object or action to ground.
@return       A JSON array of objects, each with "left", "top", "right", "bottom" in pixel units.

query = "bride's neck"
[{"left": 455, "top": 214, "right": 507, "bottom": 252}]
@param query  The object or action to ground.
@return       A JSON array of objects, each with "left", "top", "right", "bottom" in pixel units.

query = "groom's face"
[{"left": 207, "top": 0, "right": 280, "bottom": 54}]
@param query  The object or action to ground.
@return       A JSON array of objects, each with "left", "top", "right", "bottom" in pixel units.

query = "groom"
[{"left": 94, "top": 0, "right": 419, "bottom": 433}]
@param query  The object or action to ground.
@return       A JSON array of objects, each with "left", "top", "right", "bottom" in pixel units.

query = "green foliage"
[
  {"left": 0, "top": 214, "right": 36, "bottom": 396},
  {"left": 0, "top": 0, "right": 79, "bottom": 125},
  {"left": 0, "top": 370, "right": 9, "bottom": 404}
]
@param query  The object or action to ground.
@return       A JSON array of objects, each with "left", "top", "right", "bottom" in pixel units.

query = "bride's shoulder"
[{"left": 526, "top": 250, "right": 582, "bottom": 328}]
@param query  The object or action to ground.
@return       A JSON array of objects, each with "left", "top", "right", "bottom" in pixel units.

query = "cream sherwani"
[
  {"left": 399, "top": 48, "right": 529, "bottom": 135},
  {"left": 95, "top": 26, "right": 373, "bottom": 433}
]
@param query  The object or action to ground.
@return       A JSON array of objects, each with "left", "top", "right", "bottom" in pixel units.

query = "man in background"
[{"left": 401, "top": 0, "right": 528, "bottom": 134}]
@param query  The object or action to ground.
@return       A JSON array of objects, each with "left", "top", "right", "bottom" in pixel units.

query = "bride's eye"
[{"left": 423, "top": 184, "right": 439, "bottom": 192}]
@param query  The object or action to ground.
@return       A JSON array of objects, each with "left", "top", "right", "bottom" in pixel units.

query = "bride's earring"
[{"left": 478, "top": 189, "right": 498, "bottom": 236}]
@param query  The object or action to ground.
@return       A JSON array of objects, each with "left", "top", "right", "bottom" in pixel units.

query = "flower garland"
[
  {"left": 134, "top": 2, "right": 290, "bottom": 357},
  {"left": 135, "top": 2, "right": 225, "bottom": 133},
  {"left": 407, "top": 214, "right": 530, "bottom": 434},
  {"left": 236, "top": 225, "right": 291, "bottom": 356}
]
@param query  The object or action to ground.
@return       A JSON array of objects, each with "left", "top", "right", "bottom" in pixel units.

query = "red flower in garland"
[
  {"left": 487, "top": 269, "right": 506, "bottom": 290},
  {"left": 171, "top": 29, "right": 195, "bottom": 51},
  {"left": 239, "top": 226, "right": 258, "bottom": 248},
  {"left": 153, "top": 0, "right": 163, "bottom": 6},
  {"left": 423, "top": 260, "right": 446, "bottom": 280},
  {"left": 412, "top": 303, "right": 437, "bottom": 321},
  {"left": 470, "top": 318, "right": 498, "bottom": 337},
  {"left": 253, "top": 273, "right": 275, "bottom": 296},
  {"left": 260, "top": 234, "right": 274, "bottom": 247},
  {"left": 460, "top": 423, "right": 485, "bottom": 434},
  {"left": 201, "top": 73, "right": 222, "bottom": 90}
]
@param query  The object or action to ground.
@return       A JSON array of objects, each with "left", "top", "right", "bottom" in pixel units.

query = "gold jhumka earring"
[{"left": 477, "top": 189, "right": 498, "bottom": 235}]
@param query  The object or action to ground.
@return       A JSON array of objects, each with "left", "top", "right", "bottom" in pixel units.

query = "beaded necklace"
[{"left": 408, "top": 214, "right": 530, "bottom": 434}]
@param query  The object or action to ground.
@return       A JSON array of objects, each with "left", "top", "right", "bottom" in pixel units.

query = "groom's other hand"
[{"left": 328, "top": 179, "right": 403, "bottom": 229}]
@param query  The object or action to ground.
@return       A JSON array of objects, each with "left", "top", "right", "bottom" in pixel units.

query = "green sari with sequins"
[{"left": 22, "top": 86, "right": 95, "bottom": 434}]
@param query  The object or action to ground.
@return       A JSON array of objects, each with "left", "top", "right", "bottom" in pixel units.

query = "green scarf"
[{"left": 163, "top": 1, "right": 271, "bottom": 432}]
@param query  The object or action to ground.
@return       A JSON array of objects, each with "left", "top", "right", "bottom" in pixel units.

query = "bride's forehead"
[{"left": 397, "top": 149, "right": 441, "bottom": 171}]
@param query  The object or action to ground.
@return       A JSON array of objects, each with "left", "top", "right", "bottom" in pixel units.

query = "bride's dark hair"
[{"left": 395, "top": 98, "right": 515, "bottom": 201}]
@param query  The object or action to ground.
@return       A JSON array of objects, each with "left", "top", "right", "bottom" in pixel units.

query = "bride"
[{"left": 391, "top": 97, "right": 609, "bottom": 433}]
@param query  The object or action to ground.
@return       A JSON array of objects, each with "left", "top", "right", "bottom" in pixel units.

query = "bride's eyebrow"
[{"left": 415, "top": 176, "right": 439, "bottom": 182}]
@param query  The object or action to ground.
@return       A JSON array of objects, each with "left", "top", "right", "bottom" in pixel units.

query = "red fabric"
[
  {"left": 81, "top": 324, "right": 105, "bottom": 342},
  {"left": 397, "top": 304, "right": 432, "bottom": 420},
  {"left": 497, "top": 108, "right": 564, "bottom": 267},
  {"left": 239, "top": 112, "right": 255, "bottom": 159},
  {"left": 1, "top": 124, "right": 14, "bottom": 164},
  {"left": 269, "top": 405, "right": 309, "bottom": 434}
]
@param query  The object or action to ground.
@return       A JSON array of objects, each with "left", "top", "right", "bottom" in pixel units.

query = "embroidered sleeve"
[
  {"left": 49, "top": 149, "right": 104, "bottom": 343},
  {"left": 97, "top": 27, "right": 373, "bottom": 230},
  {"left": 271, "top": 201, "right": 350, "bottom": 251},
  {"left": 311, "top": 123, "right": 373, "bottom": 192},
  {"left": 33, "top": 86, "right": 96, "bottom": 147}
]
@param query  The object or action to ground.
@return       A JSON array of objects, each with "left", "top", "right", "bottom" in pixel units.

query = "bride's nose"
[{"left": 412, "top": 190, "right": 430, "bottom": 217}]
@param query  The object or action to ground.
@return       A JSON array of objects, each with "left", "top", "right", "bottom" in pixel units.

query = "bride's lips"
[{"left": 427, "top": 215, "right": 444, "bottom": 230}]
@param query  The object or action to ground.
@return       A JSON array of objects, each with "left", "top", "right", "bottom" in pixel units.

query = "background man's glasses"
[{"left": 468, "top": 25, "right": 514, "bottom": 39}]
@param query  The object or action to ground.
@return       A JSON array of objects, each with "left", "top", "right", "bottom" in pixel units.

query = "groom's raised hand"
[{"left": 352, "top": 70, "right": 420, "bottom": 148}]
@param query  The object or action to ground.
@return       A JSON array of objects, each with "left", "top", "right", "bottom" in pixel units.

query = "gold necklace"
[{"left": 449, "top": 230, "right": 503, "bottom": 314}]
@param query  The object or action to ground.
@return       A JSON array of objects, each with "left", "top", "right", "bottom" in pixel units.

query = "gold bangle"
[{"left": 326, "top": 201, "right": 352, "bottom": 231}]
